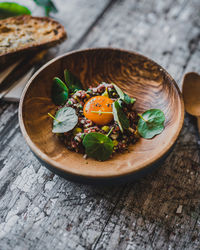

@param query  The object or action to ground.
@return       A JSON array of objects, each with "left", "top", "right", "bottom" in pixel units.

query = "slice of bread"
[{"left": 0, "top": 15, "right": 67, "bottom": 63}]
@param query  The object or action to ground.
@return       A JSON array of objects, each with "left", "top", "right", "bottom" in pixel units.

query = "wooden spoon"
[{"left": 182, "top": 72, "right": 200, "bottom": 133}]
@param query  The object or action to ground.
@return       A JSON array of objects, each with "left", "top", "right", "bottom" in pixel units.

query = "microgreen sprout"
[{"left": 48, "top": 112, "right": 60, "bottom": 123}]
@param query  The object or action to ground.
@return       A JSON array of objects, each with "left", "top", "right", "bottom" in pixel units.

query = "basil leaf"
[
  {"left": 113, "top": 83, "right": 136, "bottom": 104},
  {"left": 52, "top": 107, "right": 78, "bottom": 133},
  {"left": 0, "top": 2, "right": 31, "bottom": 19},
  {"left": 33, "top": 0, "right": 57, "bottom": 16},
  {"left": 112, "top": 101, "right": 130, "bottom": 133},
  {"left": 83, "top": 132, "right": 114, "bottom": 161},
  {"left": 51, "top": 77, "right": 68, "bottom": 105},
  {"left": 137, "top": 109, "right": 165, "bottom": 139},
  {"left": 64, "top": 69, "right": 83, "bottom": 92}
]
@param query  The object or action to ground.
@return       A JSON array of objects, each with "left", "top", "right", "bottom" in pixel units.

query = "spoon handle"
[{"left": 197, "top": 116, "right": 200, "bottom": 134}]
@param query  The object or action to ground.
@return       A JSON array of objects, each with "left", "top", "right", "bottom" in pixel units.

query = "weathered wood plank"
[
  {"left": 76, "top": 0, "right": 200, "bottom": 249},
  {"left": 80, "top": 0, "right": 200, "bottom": 85},
  {"left": 0, "top": 131, "right": 123, "bottom": 249},
  {"left": 0, "top": 1, "right": 123, "bottom": 250},
  {"left": 0, "top": 0, "right": 200, "bottom": 249}
]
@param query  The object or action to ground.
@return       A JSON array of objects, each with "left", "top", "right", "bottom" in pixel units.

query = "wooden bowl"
[{"left": 19, "top": 48, "right": 184, "bottom": 184}]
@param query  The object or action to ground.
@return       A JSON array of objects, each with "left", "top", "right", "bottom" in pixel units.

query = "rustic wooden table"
[{"left": 0, "top": 0, "right": 200, "bottom": 249}]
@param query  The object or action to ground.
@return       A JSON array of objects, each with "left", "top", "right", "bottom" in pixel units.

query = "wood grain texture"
[
  {"left": 0, "top": 0, "right": 200, "bottom": 249},
  {"left": 19, "top": 48, "right": 184, "bottom": 179}
]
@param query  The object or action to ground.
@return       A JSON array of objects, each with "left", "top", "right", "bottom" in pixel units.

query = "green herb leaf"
[
  {"left": 83, "top": 132, "right": 114, "bottom": 161},
  {"left": 51, "top": 77, "right": 69, "bottom": 105},
  {"left": 124, "top": 93, "right": 136, "bottom": 104},
  {"left": 117, "top": 99, "right": 124, "bottom": 107},
  {"left": 112, "top": 101, "right": 130, "bottom": 133},
  {"left": 113, "top": 83, "right": 136, "bottom": 104},
  {"left": 0, "top": 2, "right": 31, "bottom": 19},
  {"left": 52, "top": 107, "right": 78, "bottom": 133},
  {"left": 33, "top": 0, "right": 57, "bottom": 16},
  {"left": 137, "top": 109, "right": 165, "bottom": 139},
  {"left": 64, "top": 69, "right": 83, "bottom": 92}
]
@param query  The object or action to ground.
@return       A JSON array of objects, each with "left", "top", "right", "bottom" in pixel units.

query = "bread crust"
[{"left": 0, "top": 15, "right": 67, "bottom": 63}]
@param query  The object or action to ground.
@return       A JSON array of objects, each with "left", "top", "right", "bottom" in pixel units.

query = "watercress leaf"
[
  {"left": 124, "top": 93, "right": 136, "bottom": 104},
  {"left": 112, "top": 101, "right": 130, "bottom": 133},
  {"left": 0, "top": 2, "right": 31, "bottom": 19},
  {"left": 113, "top": 83, "right": 124, "bottom": 99},
  {"left": 113, "top": 83, "right": 136, "bottom": 104},
  {"left": 33, "top": 0, "right": 57, "bottom": 16},
  {"left": 82, "top": 132, "right": 114, "bottom": 161},
  {"left": 137, "top": 109, "right": 165, "bottom": 139},
  {"left": 117, "top": 99, "right": 124, "bottom": 107},
  {"left": 51, "top": 77, "right": 68, "bottom": 105},
  {"left": 52, "top": 77, "right": 68, "bottom": 93},
  {"left": 52, "top": 92, "right": 68, "bottom": 106},
  {"left": 52, "top": 107, "right": 78, "bottom": 133},
  {"left": 64, "top": 69, "right": 82, "bottom": 91}
]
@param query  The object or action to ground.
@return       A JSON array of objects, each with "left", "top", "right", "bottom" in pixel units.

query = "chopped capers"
[
  {"left": 101, "top": 126, "right": 110, "bottom": 133},
  {"left": 67, "top": 100, "right": 72, "bottom": 105},
  {"left": 74, "top": 96, "right": 81, "bottom": 102},
  {"left": 113, "top": 140, "right": 118, "bottom": 146},
  {"left": 73, "top": 127, "right": 82, "bottom": 135},
  {"left": 111, "top": 133, "right": 119, "bottom": 140}
]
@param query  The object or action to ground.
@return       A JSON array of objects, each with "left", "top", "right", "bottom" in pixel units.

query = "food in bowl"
[{"left": 48, "top": 69, "right": 165, "bottom": 161}]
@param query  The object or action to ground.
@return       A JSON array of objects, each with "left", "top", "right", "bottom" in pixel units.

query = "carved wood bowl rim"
[{"left": 19, "top": 48, "right": 184, "bottom": 180}]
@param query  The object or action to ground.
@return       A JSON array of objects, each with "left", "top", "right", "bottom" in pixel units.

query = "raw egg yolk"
[{"left": 83, "top": 96, "right": 113, "bottom": 125}]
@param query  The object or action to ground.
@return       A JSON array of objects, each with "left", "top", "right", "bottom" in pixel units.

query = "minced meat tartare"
[
  {"left": 61, "top": 83, "right": 138, "bottom": 154},
  {"left": 49, "top": 70, "right": 165, "bottom": 161}
]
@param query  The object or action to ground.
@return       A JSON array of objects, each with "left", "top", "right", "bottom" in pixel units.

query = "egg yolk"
[{"left": 83, "top": 96, "right": 113, "bottom": 125}]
